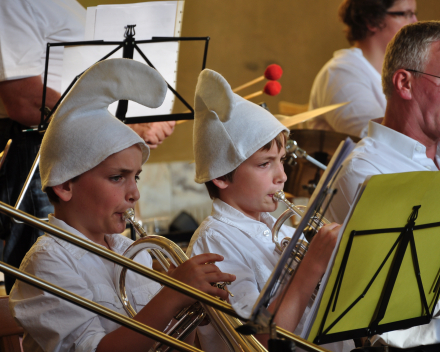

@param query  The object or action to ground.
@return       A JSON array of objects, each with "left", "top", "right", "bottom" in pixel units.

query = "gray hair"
[{"left": 382, "top": 21, "right": 440, "bottom": 98}]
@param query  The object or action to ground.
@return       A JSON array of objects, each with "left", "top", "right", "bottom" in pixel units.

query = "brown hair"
[
  {"left": 205, "top": 131, "right": 288, "bottom": 199},
  {"left": 338, "top": 0, "right": 397, "bottom": 45}
]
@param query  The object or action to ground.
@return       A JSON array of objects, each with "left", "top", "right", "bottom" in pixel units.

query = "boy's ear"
[
  {"left": 52, "top": 180, "right": 74, "bottom": 202},
  {"left": 212, "top": 176, "right": 229, "bottom": 190}
]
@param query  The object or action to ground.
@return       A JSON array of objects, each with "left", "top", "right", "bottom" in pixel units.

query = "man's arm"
[{"left": 0, "top": 75, "right": 60, "bottom": 127}]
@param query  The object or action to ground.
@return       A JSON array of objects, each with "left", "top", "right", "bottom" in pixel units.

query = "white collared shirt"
[
  {"left": 9, "top": 215, "right": 161, "bottom": 352},
  {"left": 307, "top": 48, "right": 386, "bottom": 138},
  {"left": 327, "top": 120, "right": 440, "bottom": 348},
  {"left": 187, "top": 199, "right": 354, "bottom": 352},
  {"left": 328, "top": 120, "right": 440, "bottom": 224}
]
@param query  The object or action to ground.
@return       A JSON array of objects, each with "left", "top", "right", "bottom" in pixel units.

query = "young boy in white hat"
[
  {"left": 187, "top": 69, "right": 355, "bottom": 351},
  {"left": 8, "top": 59, "right": 235, "bottom": 352}
]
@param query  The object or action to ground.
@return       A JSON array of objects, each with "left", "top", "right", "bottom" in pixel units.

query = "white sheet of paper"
[{"left": 62, "top": 1, "right": 184, "bottom": 118}]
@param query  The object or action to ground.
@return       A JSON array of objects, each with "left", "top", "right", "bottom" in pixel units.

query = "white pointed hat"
[
  {"left": 40, "top": 58, "right": 167, "bottom": 190},
  {"left": 193, "top": 69, "right": 288, "bottom": 183}
]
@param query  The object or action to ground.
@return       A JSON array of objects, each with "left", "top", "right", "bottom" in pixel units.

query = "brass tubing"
[
  {"left": 276, "top": 327, "right": 331, "bottom": 352},
  {"left": 0, "top": 261, "right": 201, "bottom": 352},
  {"left": 0, "top": 201, "right": 239, "bottom": 318}
]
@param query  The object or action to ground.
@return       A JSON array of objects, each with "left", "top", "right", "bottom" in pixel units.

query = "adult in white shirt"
[
  {"left": 328, "top": 21, "right": 440, "bottom": 349},
  {"left": 308, "top": 0, "right": 417, "bottom": 138}
]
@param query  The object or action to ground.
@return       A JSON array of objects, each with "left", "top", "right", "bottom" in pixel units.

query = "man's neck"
[
  {"left": 383, "top": 99, "right": 440, "bottom": 168},
  {"left": 355, "top": 39, "right": 385, "bottom": 74}
]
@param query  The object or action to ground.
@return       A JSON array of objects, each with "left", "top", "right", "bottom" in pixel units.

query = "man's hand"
[{"left": 130, "top": 121, "right": 176, "bottom": 148}]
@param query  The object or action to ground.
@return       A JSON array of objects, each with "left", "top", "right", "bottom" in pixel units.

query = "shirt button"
[
  {"left": 415, "top": 145, "right": 422, "bottom": 152},
  {"left": 263, "top": 230, "right": 270, "bottom": 236}
]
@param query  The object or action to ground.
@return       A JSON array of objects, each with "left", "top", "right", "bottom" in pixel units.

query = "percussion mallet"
[
  {"left": 242, "top": 81, "right": 282, "bottom": 101},
  {"left": 232, "top": 64, "right": 283, "bottom": 93}
]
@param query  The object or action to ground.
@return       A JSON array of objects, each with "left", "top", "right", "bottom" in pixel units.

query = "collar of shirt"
[
  {"left": 48, "top": 214, "right": 132, "bottom": 260},
  {"left": 211, "top": 198, "right": 275, "bottom": 239},
  {"left": 368, "top": 120, "right": 440, "bottom": 171}
]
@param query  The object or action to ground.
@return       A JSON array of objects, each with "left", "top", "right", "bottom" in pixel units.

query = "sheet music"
[{"left": 62, "top": 1, "right": 184, "bottom": 118}]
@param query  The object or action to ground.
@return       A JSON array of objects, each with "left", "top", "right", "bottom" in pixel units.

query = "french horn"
[
  {"left": 117, "top": 209, "right": 267, "bottom": 352},
  {"left": 272, "top": 190, "right": 330, "bottom": 273}
]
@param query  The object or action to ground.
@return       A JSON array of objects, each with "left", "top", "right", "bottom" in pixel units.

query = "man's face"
[
  {"left": 67, "top": 144, "right": 143, "bottom": 239},
  {"left": 375, "top": 0, "right": 417, "bottom": 51},
  {"left": 219, "top": 142, "right": 287, "bottom": 221},
  {"left": 411, "top": 41, "right": 440, "bottom": 138}
]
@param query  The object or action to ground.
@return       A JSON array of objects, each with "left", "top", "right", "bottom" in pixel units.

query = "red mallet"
[
  {"left": 232, "top": 64, "right": 283, "bottom": 93},
  {"left": 242, "top": 81, "right": 282, "bottom": 100}
]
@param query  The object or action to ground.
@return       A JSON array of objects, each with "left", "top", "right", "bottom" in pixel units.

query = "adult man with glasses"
[
  {"left": 327, "top": 21, "right": 440, "bottom": 349},
  {"left": 308, "top": 0, "right": 417, "bottom": 138}
]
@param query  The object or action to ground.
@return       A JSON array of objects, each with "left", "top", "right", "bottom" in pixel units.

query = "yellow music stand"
[{"left": 308, "top": 171, "right": 440, "bottom": 345}]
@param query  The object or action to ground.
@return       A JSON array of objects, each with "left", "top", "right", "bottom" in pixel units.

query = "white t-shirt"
[
  {"left": 9, "top": 215, "right": 161, "bottom": 352},
  {"left": 307, "top": 48, "right": 386, "bottom": 138},
  {"left": 327, "top": 120, "right": 440, "bottom": 349},
  {"left": 187, "top": 198, "right": 354, "bottom": 352},
  {"left": 0, "top": 0, "right": 86, "bottom": 118}
]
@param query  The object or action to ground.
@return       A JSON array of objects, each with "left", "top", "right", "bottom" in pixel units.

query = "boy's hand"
[
  {"left": 167, "top": 253, "right": 236, "bottom": 306},
  {"left": 303, "top": 223, "right": 340, "bottom": 276}
]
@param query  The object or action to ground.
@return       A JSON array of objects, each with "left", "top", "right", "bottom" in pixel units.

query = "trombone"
[{"left": 0, "top": 200, "right": 330, "bottom": 352}]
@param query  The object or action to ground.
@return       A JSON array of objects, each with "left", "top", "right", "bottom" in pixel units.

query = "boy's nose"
[
  {"left": 127, "top": 182, "right": 140, "bottom": 203},
  {"left": 276, "top": 164, "right": 288, "bottom": 184}
]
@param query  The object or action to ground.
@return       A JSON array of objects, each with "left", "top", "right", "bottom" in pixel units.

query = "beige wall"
[{"left": 78, "top": 0, "right": 440, "bottom": 162}]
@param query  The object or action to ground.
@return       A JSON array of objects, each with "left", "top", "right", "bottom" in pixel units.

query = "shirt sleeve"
[
  {"left": 190, "top": 228, "right": 261, "bottom": 319},
  {"left": 9, "top": 246, "right": 107, "bottom": 352},
  {"left": 327, "top": 157, "right": 382, "bottom": 224},
  {"left": 0, "top": 0, "right": 47, "bottom": 81},
  {"left": 316, "top": 65, "right": 385, "bottom": 138}
]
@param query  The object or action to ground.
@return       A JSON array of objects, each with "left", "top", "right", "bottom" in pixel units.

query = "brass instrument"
[
  {"left": 118, "top": 209, "right": 267, "bottom": 352},
  {"left": 0, "top": 139, "right": 12, "bottom": 170},
  {"left": 0, "top": 201, "right": 331, "bottom": 352},
  {"left": 272, "top": 190, "right": 330, "bottom": 272}
]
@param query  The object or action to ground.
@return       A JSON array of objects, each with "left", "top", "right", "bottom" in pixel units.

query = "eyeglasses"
[
  {"left": 405, "top": 69, "right": 440, "bottom": 80},
  {"left": 386, "top": 10, "right": 417, "bottom": 19}
]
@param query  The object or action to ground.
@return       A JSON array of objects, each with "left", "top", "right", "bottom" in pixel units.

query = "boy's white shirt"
[
  {"left": 187, "top": 198, "right": 355, "bottom": 352},
  {"left": 9, "top": 215, "right": 161, "bottom": 352}
]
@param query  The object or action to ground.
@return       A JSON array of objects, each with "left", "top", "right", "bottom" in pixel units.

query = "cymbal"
[{"left": 276, "top": 102, "right": 348, "bottom": 128}]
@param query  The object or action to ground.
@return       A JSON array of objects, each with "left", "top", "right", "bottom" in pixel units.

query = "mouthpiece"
[
  {"left": 122, "top": 208, "right": 135, "bottom": 222},
  {"left": 264, "top": 64, "right": 283, "bottom": 80},
  {"left": 263, "top": 81, "right": 282, "bottom": 96},
  {"left": 273, "top": 191, "right": 286, "bottom": 202}
]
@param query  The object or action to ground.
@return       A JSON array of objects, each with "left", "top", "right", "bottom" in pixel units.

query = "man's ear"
[
  {"left": 52, "top": 180, "right": 74, "bottom": 202},
  {"left": 212, "top": 176, "right": 229, "bottom": 190},
  {"left": 393, "top": 69, "right": 413, "bottom": 100}
]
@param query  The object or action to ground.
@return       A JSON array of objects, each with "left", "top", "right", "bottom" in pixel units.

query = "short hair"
[
  {"left": 338, "top": 0, "right": 396, "bottom": 45},
  {"left": 45, "top": 175, "right": 80, "bottom": 205},
  {"left": 382, "top": 21, "right": 440, "bottom": 98},
  {"left": 204, "top": 131, "right": 288, "bottom": 200}
]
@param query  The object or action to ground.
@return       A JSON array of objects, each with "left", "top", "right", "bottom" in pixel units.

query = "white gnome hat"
[
  {"left": 40, "top": 58, "right": 167, "bottom": 190},
  {"left": 193, "top": 69, "right": 288, "bottom": 183}
]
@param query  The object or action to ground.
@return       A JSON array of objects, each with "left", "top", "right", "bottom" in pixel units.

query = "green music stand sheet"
[{"left": 308, "top": 171, "right": 440, "bottom": 345}]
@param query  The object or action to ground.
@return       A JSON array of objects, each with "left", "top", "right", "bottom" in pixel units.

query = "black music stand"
[
  {"left": 307, "top": 171, "right": 440, "bottom": 348},
  {"left": 38, "top": 25, "right": 210, "bottom": 132}
]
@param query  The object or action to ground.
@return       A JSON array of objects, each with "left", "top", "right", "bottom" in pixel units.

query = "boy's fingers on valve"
[{"left": 190, "top": 253, "right": 225, "bottom": 265}]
